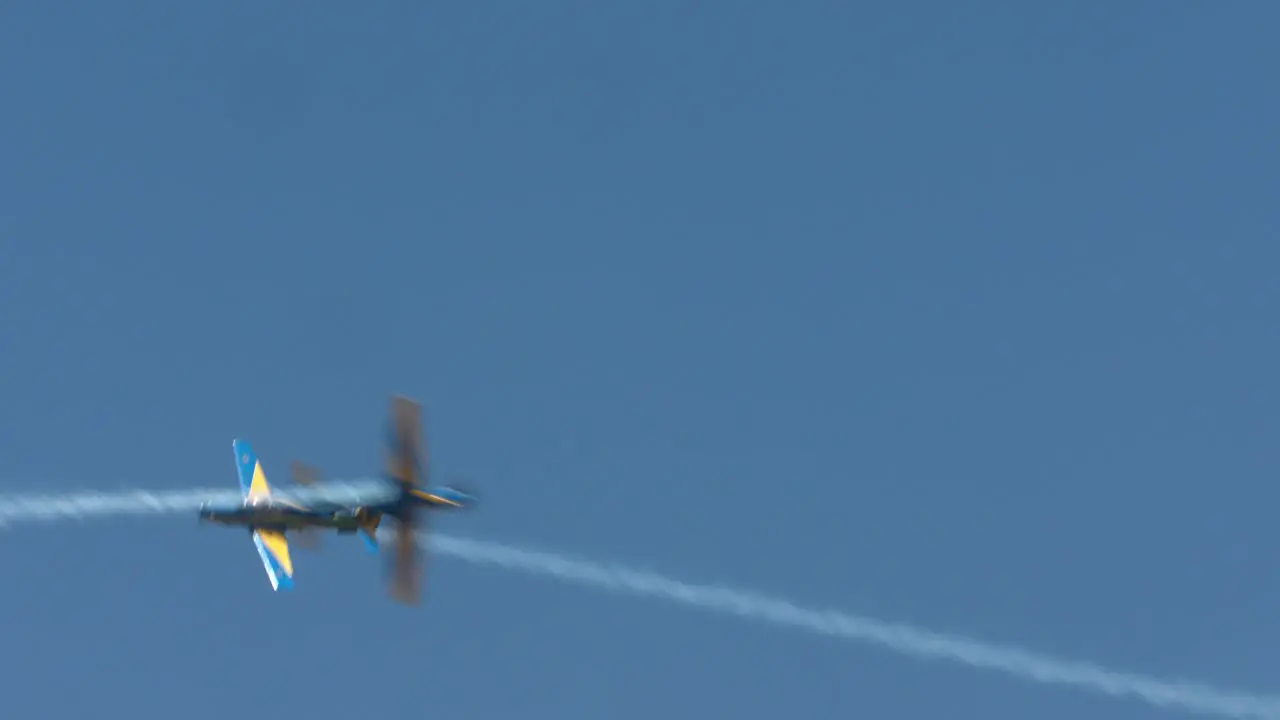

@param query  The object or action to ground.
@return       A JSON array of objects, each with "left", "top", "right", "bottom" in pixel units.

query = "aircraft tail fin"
[{"left": 233, "top": 439, "right": 272, "bottom": 499}]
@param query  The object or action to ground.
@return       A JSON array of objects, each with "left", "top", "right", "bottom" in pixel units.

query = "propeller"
[
  {"left": 293, "top": 527, "right": 322, "bottom": 551},
  {"left": 385, "top": 395, "right": 426, "bottom": 605},
  {"left": 290, "top": 461, "right": 323, "bottom": 488},
  {"left": 290, "top": 460, "right": 324, "bottom": 552}
]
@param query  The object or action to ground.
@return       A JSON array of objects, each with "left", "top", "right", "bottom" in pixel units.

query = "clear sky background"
[{"left": 1, "top": 3, "right": 1277, "bottom": 719}]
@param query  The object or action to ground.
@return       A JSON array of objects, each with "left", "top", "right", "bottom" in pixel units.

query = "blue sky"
[{"left": 1, "top": 3, "right": 1277, "bottom": 719}]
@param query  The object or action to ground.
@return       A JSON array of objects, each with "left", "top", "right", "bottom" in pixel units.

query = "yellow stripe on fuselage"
[{"left": 409, "top": 488, "right": 461, "bottom": 506}]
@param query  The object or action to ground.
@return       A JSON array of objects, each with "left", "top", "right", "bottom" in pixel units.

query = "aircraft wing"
[{"left": 252, "top": 528, "right": 295, "bottom": 591}]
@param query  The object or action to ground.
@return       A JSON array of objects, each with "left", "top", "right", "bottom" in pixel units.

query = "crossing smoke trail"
[{"left": 0, "top": 488, "right": 1277, "bottom": 720}]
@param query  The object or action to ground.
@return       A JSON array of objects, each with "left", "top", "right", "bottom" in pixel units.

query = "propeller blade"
[
  {"left": 388, "top": 515, "right": 421, "bottom": 605},
  {"left": 293, "top": 527, "right": 322, "bottom": 551},
  {"left": 384, "top": 395, "right": 430, "bottom": 606},
  {"left": 290, "top": 461, "right": 323, "bottom": 487},
  {"left": 386, "top": 395, "right": 425, "bottom": 487}
]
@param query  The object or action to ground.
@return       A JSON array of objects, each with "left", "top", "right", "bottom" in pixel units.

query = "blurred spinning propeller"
[
  {"left": 385, "top": 395, "right": 428, "bottom": 605},
  {"left": 289, "top": 461, "right": 324, "bottom": 551}
]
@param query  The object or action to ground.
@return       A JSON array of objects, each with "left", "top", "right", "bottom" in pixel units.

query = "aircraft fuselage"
[{"left": 199, "top": 500, "right": 362, "bottom": 532}]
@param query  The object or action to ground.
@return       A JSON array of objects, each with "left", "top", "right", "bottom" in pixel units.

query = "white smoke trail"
[
  {"left": 430, "top": 534, "right": 1280, "bottom": 720},
  {"left": 0, "top": 487, "right": 1276, "bottom": 720},
  {"left": 0, "top": 479, "right": 391, "bottom": 525}
]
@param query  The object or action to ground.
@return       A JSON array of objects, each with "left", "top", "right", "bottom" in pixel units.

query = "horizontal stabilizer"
[{"left": 253, "top": 528, "right": 294, "bottom": 591}]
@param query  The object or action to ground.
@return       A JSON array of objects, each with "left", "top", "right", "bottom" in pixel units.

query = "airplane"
[
  {"left": 291, "top": 395, "right": 478, "bottom": 605},
  {"left": 198, "top": 438, "right": 394, "bottom": 591},
  {"left": 284, "top": 461, "right": 384, "bottom": 554}
]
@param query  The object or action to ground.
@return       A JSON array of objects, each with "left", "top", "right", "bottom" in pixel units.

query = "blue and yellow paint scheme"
[
  {"left": 198, "top": 439, "right": 383, "bottom": 591},
  {"left": 199, "top": 396, "right": 478, "bottom": 601},
  {"left": 366, "top": 395, "right": 478, "bottom": 605},
  {"left": 332, "top": 479, "right": 477, "bottom": 554},
  {"left": 290, "top": 395, "right": 479, "bottom": 605}
]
